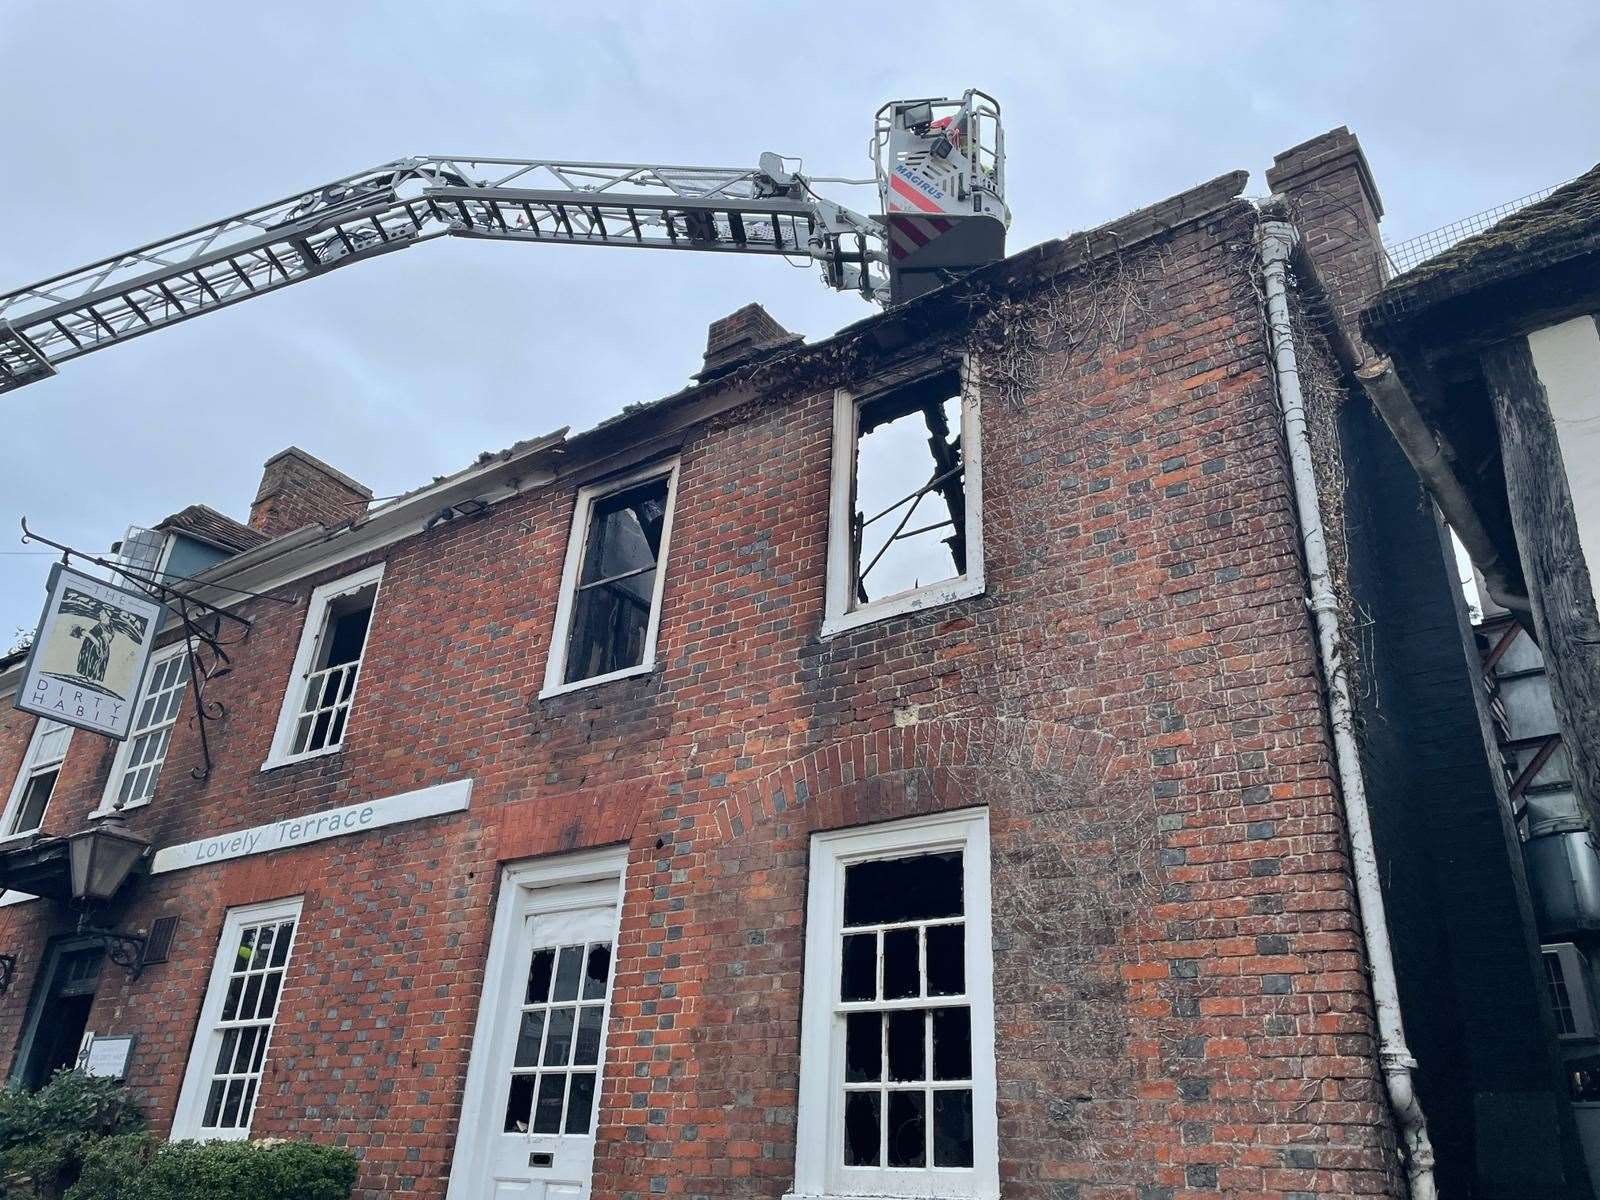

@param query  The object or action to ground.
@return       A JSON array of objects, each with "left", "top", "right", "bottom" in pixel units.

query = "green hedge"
[
  {"left": 0, "top": 1073, "right": 143, "bottom": 1197},
  {"left": 69, "top": 1136, "right": 358, "bottom": 1200},
  {"left": 0, "top": 1072, "right": 356, "bottom": 1200}
]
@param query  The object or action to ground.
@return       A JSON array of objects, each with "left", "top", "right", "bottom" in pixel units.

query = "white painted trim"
[
  {"left": 445, "top": 845, "right": 630, "bottom": 1200},
  {"left": 92, "top": 640, "right": 191, "bottom": 817},
  {"left": 1530, "top": 316, "right": 1600, "bottom": 609},
  {"left": 1, "top": 719, "right": 73, "bottom": 839},
  {"left": 170, "top": 895, "right": 305, "bottom": 1141},
  {"left": 789, "top": 807, "right": 997, "bottom": 1200},
  {"left": 150, "top": 778, "right": 471, "bottom": 874},
  {"left": 1545, "top": 942, "right": 1598, "bottom": 1040},
  {"left": 261, "top": 562, "right": 385, "bottom": 771},
  {"left": 540, "top": 459, "right": 680, "bottom": 698},
  {"left": 822, "top": 361, "right": 985, "bottom": 639}
]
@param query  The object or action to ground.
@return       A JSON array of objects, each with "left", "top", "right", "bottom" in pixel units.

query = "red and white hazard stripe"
[
  {"left": 887, "top": 214, "right": 954, "bottom": 260},
  {"left": 888, "top": 171, "right": 947, "bottom": 215}
]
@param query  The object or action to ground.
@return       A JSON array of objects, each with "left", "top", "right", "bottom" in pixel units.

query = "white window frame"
[
  {"left": 171, "top": 895, "right": 304, "bottom": 1141},
  {"left": 823, "top": 361, "right": 984, "bottom": 638},
  {"left": 93, "top": 641, "right": 190, "bottom": 816},
  {"left": 262, "top": 563, "right": 384, "bottom": 770},
  {"left": 1, "top": 719, "right": 74, "bottom": 843},
  {"left": 540, "top": 459, "right": 680, "bottom": 699},
  {"left": 789, "top": 807, "right": 998, "bottom": 1200},
  {"left": 1545, "top": 942, "right": 1598, "bottom": 1040}
]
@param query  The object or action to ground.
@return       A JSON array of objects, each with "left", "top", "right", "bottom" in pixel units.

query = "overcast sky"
[{"left": 2, "top": 1, "right": 1597, "bottom": 639}]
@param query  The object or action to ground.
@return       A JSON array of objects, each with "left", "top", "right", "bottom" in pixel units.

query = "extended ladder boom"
[
  {"left": 1, "top": 91, "right": 1010, "bottom": 396},
  {"left": 0, "top": 155, "right": 883, "bottom": 394}
]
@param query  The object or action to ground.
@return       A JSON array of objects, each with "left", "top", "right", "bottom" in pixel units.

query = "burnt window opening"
[
  {"left": 851, "top": 371, "right": 968, "bottom": 607},
  {"left": 12, "top": 770, "right": 59, "bottom": 835},
  {"left": 562, "top": 476, "right": 671, "bottom": 685},
  {"left": 291, "top": 581, "right": 377, "bottom": 757}
]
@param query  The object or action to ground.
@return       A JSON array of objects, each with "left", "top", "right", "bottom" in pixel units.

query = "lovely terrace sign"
[
  {"left": 0, "top": 780, "right": 472, "bottom": 909},
  {"left": 149, "top": 778, "right": 472, "bottom": 874}
]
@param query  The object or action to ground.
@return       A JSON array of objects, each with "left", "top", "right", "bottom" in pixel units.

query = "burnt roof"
[
  {"left": 156, "top": 504, "right": 269, "bottom": 554},
  {"left": 1365, "top": 161, "right": 1600, "bottom": 340}
]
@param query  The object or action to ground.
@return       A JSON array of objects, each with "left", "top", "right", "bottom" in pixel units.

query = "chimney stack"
[
  {"left": 249, "top": 446, "right": 372, "bottom": 538},
  {"left": 695, "top": 303, "right": 802, "bottom": 383},
  {"left": 1265, "top": 127, "right": 1387, "bottom": 353}
]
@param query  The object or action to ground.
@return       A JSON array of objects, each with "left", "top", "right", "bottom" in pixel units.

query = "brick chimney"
[
  {"left": 249, "top": 446, "right": 372, "bottom": 538},
  {"left": 695, "top": 303, "right": 803, "bottom": 383},
  {"left": 1265, "top": 127, "right": 1387, "bottom": 354}
]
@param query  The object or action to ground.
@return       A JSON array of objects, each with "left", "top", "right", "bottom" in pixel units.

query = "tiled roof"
[
  {"left": 1366, "top": 161, "right": 1600, "bottom": 334},
  {"left": 156, "top": 504, "right": 269, "bottom": 553}
]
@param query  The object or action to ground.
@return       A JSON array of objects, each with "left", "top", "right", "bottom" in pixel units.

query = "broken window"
[
  {"left": 265, "top": 564, "right": 383, "bottom": 767},
  {"left": 792, "top": 810, "right": 998, "bottom": 1198},
  {"left": 826, "top": 367, "right": 982, "bottom": 634},
  {"left": 2, "top": 719, "right": 71, "bottom": 838},
  {"left": 544, "top": 463, "right": 679, "bottom": 694}
]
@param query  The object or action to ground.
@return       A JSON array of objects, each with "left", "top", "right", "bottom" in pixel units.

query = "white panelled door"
[{"left": 466, "top": 880, "right": 618, "bottom": 1200}]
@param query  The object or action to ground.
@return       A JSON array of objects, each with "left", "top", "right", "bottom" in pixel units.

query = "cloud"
[{"left": 2, "top": 0, "right": 1597, "bottom": 637}]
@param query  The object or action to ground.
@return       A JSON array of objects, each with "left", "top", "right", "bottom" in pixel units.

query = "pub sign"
[{"left": 13, "top": 564, "right": 167, "bottom": 740}]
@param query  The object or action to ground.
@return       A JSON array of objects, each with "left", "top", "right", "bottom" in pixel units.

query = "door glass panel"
[
  {"left": 525, "top": 949, "right": 555, "bottom": 1004},
  {"left": 582, "top": 944, "right": 611, "bottom": 1000},
  {"left": 552, "top": 946, "right": 583, "bottom": 1001},
  {"left": 532, "top": 1074, "right": 565, "bottom": 1133},
  {"left": 565, "top": 1072, "right": 597, "bottom": 1135},
  {"left": 513, "top": 1011, "right": 546, "bottom": 1069},
  {"left": 501, "top": 934, "right": 614, "bottom": 1141},
  {"left": 573, "top": 1006, "right": 604, "bottom": 1066},
  {"left": 544, "top": 1007, "right": 576, "bottom": 1066}
]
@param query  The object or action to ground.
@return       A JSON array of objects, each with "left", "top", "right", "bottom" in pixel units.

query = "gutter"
[{"left": 1256, "top": 219, "right": 1438, "bottom": 1200}]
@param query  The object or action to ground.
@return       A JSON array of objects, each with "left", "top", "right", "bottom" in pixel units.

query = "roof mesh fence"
[{"left": 1383, "top": 178, "right": 1574, "bottom": 277}]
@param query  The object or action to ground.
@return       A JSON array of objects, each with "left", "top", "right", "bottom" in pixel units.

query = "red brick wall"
[{"left": 0, "top": 201, "right": 1399, "bottom": 1198}]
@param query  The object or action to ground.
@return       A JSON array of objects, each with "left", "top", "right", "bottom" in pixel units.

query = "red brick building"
[{"left": 1, "top": 129, "right": 1563, "bottom": 1199}]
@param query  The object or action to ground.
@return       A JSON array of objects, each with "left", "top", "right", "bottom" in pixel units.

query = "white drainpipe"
[{"left": 1256, "top": 218, "right": 1438, "bottom": 1200}]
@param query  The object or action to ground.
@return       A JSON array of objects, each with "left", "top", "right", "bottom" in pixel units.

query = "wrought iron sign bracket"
[{"left": 77, "top": 927, "right": 149, "bottom": 980}]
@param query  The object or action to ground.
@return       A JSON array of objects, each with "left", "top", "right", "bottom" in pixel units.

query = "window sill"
[
  {"left": 88, "top": 798, "right": 151, "bottom": 820},
  {"left": 0, "top": 829, "right": 42, "bottom": 848},
  {"left": 260, "top": 744, "right": 345, "bottom": 774},
  {"left": 821, "top": 575, "right": 985, "bottom": 639},
  {"left": 538, "top": 661, "right": 656, "bottom": 701}
]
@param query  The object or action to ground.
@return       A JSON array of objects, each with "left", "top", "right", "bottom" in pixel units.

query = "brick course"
[{"left": 0, "top": 197, "right": 1400, "bottom": 1198}]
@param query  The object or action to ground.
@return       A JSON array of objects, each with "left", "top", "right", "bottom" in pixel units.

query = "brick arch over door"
[{"left": 678, "top": 717, "right": 1184, "bottom": 1200}]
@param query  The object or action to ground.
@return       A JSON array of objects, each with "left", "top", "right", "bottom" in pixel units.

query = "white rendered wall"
[{"left": 1529, "top": 315, "right": 1600, "bottom": 608}]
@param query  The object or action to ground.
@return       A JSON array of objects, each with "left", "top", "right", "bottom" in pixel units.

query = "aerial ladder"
[{"left": 0, "top": 91, "right": 1008, "bottom": 395}]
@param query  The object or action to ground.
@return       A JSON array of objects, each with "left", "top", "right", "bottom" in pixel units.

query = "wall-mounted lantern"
[
  {"left": 67, "top": 819, "right": 150, "bottom": 905},
  {"left": 67, "top": 816, "right": 154, "bottom": 979}
]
